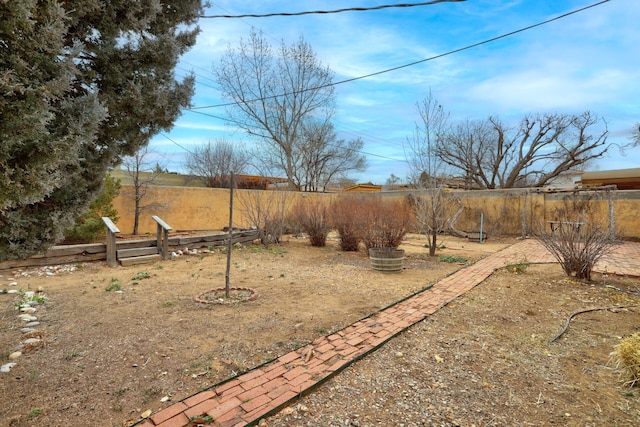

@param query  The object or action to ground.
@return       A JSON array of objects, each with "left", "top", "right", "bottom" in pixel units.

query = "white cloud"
[{"left": 154, "top": 0, "right": 640, "bottom": 182}]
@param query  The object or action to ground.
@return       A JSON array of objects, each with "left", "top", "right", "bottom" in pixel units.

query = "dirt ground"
[{"left": 0, "top": 235, "right": 639, "bottom": 427}]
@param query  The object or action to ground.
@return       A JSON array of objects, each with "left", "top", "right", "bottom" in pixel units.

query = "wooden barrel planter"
[{"left": 368, "top": 247, "right": 405, "bottom": 273}]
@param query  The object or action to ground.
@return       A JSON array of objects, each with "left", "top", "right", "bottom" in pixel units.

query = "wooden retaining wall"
[{"left": 0, "top": 229, "right": 259, "bottom": 271}]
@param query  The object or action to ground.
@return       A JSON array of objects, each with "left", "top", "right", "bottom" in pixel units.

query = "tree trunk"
[{"left": 429, "top": 232, "right": 437, "bottom": 257}]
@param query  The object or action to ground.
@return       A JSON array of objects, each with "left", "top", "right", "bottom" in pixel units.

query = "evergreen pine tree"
[{"left": 0, "top": 0, "right": 202, "bottom": 260}]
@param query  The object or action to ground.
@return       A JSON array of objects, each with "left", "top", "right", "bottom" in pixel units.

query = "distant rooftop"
[{"left": 578, "top": 168, "right": 640, "bottom": 190}]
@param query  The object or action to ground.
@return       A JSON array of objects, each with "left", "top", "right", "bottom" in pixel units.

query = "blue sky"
[{"left": 149, "top": 0, "right": 640, "bottom": 184}]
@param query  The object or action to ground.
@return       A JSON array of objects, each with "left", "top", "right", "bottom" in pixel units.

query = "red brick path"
[{"left": 137, "top": 239, "right": 640, "bottom": 427}]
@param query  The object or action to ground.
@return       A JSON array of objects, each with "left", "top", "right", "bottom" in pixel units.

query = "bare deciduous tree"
[
  {"left": 291, "top": 120, "right": 367, "bottom": 192},
  {"left": 185, "top": 139, "right": 250, "bottom": 188},
  {"left": 215, "top": 30, "right": 336, "bottom": 190},
  {"left": 404, "top": 91, "right": 458, "bottom": 256},
  {"left": 405, "top": 91, "right": 450, "bottom": 184},
  {"left": 632, "top": 122, "right": 640, "bottom": 146},
  {"left": 385, "top": 174, "right": 402, "bottom": 188},
  {"left": 437, "top": 112, "right": 611, "bottom": 189},
  {"left": 122, "top": 147, "right": 168, "bottom": 235}
]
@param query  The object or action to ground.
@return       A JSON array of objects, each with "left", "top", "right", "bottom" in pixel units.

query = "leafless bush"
[
  {"left": 359, "top": 197, "right": 413, "bottom": 250},
  {"left": 535, "top": 207, "right": 619, "bottom": 281},
  {"left": 289, "top": 198, "right": 331, "bottom": 247},
  {"left": 329, "top": 196, "right": 364, "bottom": 251},
  {"left": 331, "top": 196, "right": 414, "bottom": 251},
  {"left": 408, "top": 185, "right": 462, "bottom": 256},
  {"left": 239, "top": 191, "right": 290, "bottom": 248}
]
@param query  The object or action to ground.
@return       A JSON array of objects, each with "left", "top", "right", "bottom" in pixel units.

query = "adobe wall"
[
  {"left": 112, "top": 186, "right": 336, "bottom": 235},
  {"left": 111, "top": 186, "right": 640, "bottom": 239}
]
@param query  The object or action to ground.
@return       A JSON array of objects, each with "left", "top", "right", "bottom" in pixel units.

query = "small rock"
[
  {"left": 282, "top": 407, "right": 295, "bottom": 415},
  {"left": 24, "top": 321, "right": 40, "bottom": 327},
  {"left": 23, "top": 338, "right": 41, "bottom": 345},
  {"left": 395, "top": 351, "right": 404, "bottom": 358},
  {"left": 21, "top": 328, "right": 36, "bottom": 334},
  {"left": 160, "top": 396, "right": 169, "bottom": 403},
  {"left": 8, "top": 351, "right": 22, "bottom": 360},
  {"left": 9, "top": 281, "right": 17, "bottom": 286},
  {"left": 18, "top": 314, "right": 37, "bottom": 322},
  {"left": 20, "top": 307, "right": 37, "bottom": 313},
  {"left": 7, "top": 290, "right": 18, "bottom": 294},
  {"left": 141, "top": 409, "right": 152, "bottom": 418},
  {"left": 1, "top": 362, "right": 17, "bottom": 373}
]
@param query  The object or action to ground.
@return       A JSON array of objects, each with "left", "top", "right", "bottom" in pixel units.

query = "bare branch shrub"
[
  {"left": 535, "top": 195, "right": 619, "bottom": 281},
  {"left": 359, "top": 197, "right": 413, "bottom": 250},
  {"left": 289, "top": 198, "right": 331, "bottom": 247},
  {"left": 408, "top": 184, "right": 461, "bottom": 256},
  {"left": 329, "top": 196, "right": 364, "bottom": 251},
  {"left": 239, "top": 191, "right": 290, "bottom": 248}
]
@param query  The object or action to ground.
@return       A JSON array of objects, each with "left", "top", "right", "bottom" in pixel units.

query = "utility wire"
[
  {"left": 177, "top": 108, "right": 406, "bottom": 162},
  {"left": 159, "top": 133, "right": 196, "bottom": 155},
  {"left": 190, "top": 0, "right": 610, "bottom": 111},
  {"left": 187, "top": 109, "right": 229, "bottom": 122},
  {"left": 201, "top": 0, "right": 466, "bottom": 19}
]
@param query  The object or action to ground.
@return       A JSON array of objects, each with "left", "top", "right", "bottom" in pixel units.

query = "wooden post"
[
  {"left": 521, "top": 191, "right": 528, "bottom": 239},
  {"left": 225, "top": 172, "right": 234, "bottom": 299},
  {"left": 102, "top": 217, "right": 120, "bottom": 267},
  {"left": 152, "top": 216, "right": 173, "bottom": 260},
  {"left": 608, "top": 189, "right": 616, "bottom": 237}
]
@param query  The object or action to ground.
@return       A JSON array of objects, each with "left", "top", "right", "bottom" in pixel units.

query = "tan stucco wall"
[
  {"left": 111, "top": 186, "right": 640, "bottom": 239},
  {"left": 112, "top": 186, "right": 336, "bottom": 235}
]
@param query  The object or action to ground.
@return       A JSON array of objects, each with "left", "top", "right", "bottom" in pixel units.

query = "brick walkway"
[{"left": 137, "top": 239, "right": 640, "bottom": 427}]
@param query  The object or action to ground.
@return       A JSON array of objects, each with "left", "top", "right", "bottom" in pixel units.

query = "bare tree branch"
[
  {"left": 185, "top": 139, "right": 250, "bottom": 187},
  {"left": 215, "top": 30, "right": 336, "bottom": 189},
  {"left": 121, "top": 146, "right": 169, "bottom": 234},
  {"left": 437, "top": 111, "right": 615, "bottom": 189}
]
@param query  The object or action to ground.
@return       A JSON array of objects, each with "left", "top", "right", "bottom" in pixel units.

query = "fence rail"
[{"left": 0, "top": 229, "right": 259, "bottom": 271}]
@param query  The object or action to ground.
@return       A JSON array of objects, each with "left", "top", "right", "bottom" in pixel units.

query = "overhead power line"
[
  {"left": 201, "top": 0, "right": 466, "bottom": 19},
  {"left": 159, "top": 133, "right": 195, "bottom": 155},
  {"left": 189, "top": 0, "right": 611, "bottom": 111}
]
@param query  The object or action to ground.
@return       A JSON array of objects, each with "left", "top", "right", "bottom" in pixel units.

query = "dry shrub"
[
  {"left": 611, "top": 333, "right": 640, "bottom": 387},
  {"left": 330, "top": 196, "right": 413, "bottom": 251},
  {"left": 239, "top": 191, "right": 290, "bottom": 248},
  {"left": 359, "top": 197, "right": 413, "bottom": 250},
  {"left": 289, "top": 199, "right": 331, "bottom": 247},
  {"left": 535, "top": 218, "right": 618, "bottom": 282},
  {"left": 329, "top": 196, "right": 363, "bottom": 251}
]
